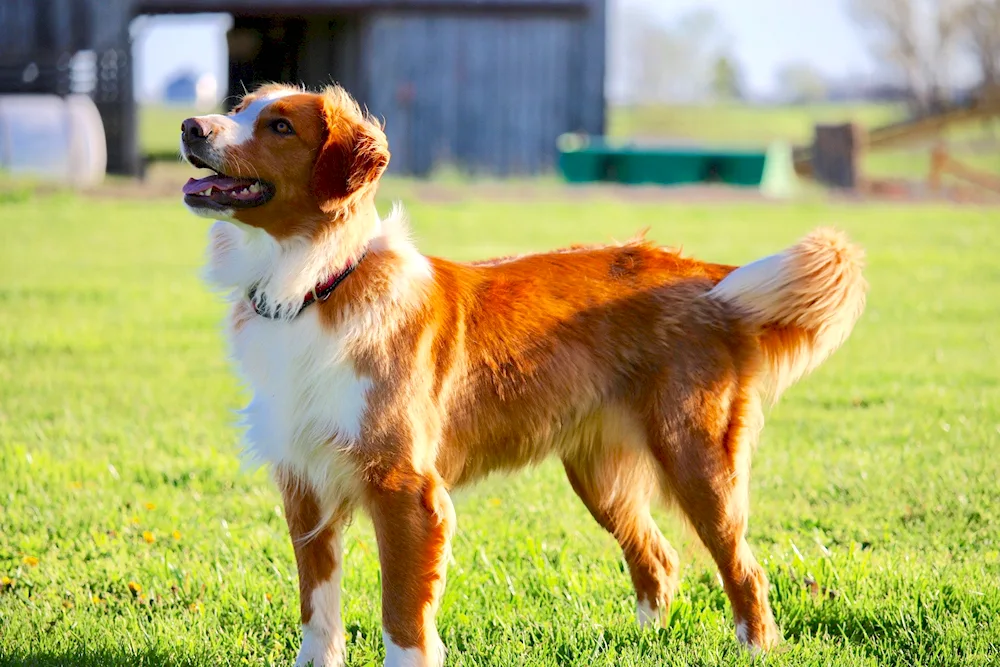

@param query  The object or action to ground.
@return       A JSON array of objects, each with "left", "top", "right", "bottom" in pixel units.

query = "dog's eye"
[{"left": 271, "top": 119, "right": 294, "bottom": 135}]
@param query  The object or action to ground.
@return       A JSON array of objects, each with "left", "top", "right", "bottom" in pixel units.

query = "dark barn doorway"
[{"left": 225, "top": 15, "right": 363, "bottom": 111}]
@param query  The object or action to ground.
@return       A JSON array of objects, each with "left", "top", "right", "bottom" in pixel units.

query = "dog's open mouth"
[{"left": 182, "top": 172, "right": 275, "bottom": 210}]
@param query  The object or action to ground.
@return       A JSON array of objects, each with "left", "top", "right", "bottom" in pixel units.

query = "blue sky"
[{"left": 132, "top": 1, "right": 879, "bottom": 102}]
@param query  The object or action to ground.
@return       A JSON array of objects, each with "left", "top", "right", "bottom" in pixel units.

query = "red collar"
[{"left": 247, "top": 251, "right": 366, "bottom": 320}]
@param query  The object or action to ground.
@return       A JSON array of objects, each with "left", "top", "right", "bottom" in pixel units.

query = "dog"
[{"left": 180, "top": 84, "right": 866, "bottom": 667}]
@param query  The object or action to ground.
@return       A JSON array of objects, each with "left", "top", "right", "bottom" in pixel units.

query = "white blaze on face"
[{"left": 197, "top": 89, "right": 298, "bottom": 151}]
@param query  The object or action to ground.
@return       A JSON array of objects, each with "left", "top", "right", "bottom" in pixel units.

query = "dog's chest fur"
[
  {"left": 234, "top": 311, "right": 370, "bottom": 476},
  {"left": 206, "top": 220, "right": 372, "bottom": 500},
  {"left": 205, "top": 212, "right": 432, "bottom": 502}
]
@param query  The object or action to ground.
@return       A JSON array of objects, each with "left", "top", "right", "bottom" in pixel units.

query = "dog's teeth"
[{"left": 249, "top": 183, "right": 260, "bottom": 193}]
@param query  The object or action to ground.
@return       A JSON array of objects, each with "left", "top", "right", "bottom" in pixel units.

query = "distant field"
[
  {"left": 140, "top": 102, "right": 1000, "bottom": 181},
  {"left": 610, "top": 103, "right": 1000, "bottom": 181},
  {"left": 608, "top": 102, "right": 905, "bottom": 145},
  {"left": 1, "top": 183, "right": 998, "bottom": 665}
]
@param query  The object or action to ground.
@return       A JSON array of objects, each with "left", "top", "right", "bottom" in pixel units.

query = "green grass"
[
  {"left": 1, "top": 186, "right": 999, "bottom": 666},
  {"left": 141, "top": 106, "right": 202, "bottom": 159}
]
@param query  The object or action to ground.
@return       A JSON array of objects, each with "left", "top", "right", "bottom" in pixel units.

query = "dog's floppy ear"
[{"left": 311, "top": 93, "right": 389, "bottom": 212}]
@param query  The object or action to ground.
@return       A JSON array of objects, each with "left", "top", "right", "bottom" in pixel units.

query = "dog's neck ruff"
[{"left": 248, "top": 250, "right": 366, "bottom": 320}]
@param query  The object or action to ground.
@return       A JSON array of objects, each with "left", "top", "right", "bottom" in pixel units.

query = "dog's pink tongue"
[{"left": 182, "top": 175, "right": 246, "bottom": 195}]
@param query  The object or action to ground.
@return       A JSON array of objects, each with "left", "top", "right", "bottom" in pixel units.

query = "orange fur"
[{"left": 183, "top": 85, "right": 867, "bottom": 665}]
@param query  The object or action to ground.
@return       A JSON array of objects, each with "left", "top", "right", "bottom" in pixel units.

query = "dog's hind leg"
[
  {"left": 647, "top": 382, "right": 779, "bottom": 651},
  {"left": 562, "top": 445, "right": 679, "bottom": 628}
]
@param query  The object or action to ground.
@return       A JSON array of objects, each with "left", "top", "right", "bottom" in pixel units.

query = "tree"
[
  {"left": 964, "top": 0, "right": 1000, "bottom": 88},
  {"left": 711, "top": 55, "right": 744, "bottom": 101},
  {"left": 848, "top": 0, "right": 971, "bottom": 112},
  {"left": 607, "top": 2, "right": 734, "bottom": 105}
]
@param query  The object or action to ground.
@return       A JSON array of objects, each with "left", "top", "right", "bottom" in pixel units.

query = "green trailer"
[{"left": 557, "top": 135, "right": 796, "bottom": 197}]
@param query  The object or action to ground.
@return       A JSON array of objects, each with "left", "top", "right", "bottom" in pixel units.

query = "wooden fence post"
[{"left": 811, "top": 123, "right": 862, "bottom": 190}]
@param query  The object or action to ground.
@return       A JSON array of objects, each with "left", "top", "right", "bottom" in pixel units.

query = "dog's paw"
[
  {"left": 636, "top": 598, "right": 662, "bottom": 629},
  {"left": 382, "top": 631, "right": 445, "bottom": 667},
  {"left": 735, "top": 616, "right": 781, "bottom": 654},
  {"left": 294, "top": 629, "right": 346, "bottom": 667}
]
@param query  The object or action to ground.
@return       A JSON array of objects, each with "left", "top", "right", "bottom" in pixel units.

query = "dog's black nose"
[{"left": 181, "top": 117, "right": 211, "bottom": 143}]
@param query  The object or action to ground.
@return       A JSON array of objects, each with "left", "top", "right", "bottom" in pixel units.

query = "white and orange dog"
[{"left": 180, "top": 85, "right": 866, "bottom": 666}]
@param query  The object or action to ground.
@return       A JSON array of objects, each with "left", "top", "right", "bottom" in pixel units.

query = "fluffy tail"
[{"left": 708, "top": 228, "right": 867, "bottom": 403}]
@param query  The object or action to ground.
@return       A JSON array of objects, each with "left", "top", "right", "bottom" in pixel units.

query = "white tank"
[{"left": 0, "top": 94, "right": 107, "bottom": 187}]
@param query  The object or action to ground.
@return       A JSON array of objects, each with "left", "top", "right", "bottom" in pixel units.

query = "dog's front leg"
[
  {"left": 367, "top": 471, "right": 455, "bottom": 667},
  {"left": 276, "top": 466, "right": 352, "bottom": 667}
]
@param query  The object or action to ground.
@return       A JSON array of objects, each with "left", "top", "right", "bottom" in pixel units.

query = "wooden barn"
[{"left": 0, "top": 0, "right": 606, "bottom": 176}]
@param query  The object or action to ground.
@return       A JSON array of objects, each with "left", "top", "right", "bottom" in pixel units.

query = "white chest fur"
[
  {"left": 231, "top": 309, "right": 370, "bottom": 489},
  {"left": 205, "top": 217, "right": 373, "bottom": 502},
  {"left": 204, "top": 208, "right": 432, "bottom": 502}
]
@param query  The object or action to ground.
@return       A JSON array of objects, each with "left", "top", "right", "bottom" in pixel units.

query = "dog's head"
[{"left": 180, "top": 84, "right": 389, "bottom": 237}]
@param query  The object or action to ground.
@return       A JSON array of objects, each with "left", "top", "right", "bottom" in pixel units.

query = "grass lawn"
[{"left": 1, "top": 185, "right": 998, "bottom": 666}]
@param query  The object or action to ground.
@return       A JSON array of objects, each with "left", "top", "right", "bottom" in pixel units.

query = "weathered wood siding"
[
  {"left": 137, "top": 0, "right": 587, "bottom": 13},
  {"left": 362, "top": 4, "right": 603, "bottom": 175},
  {"left": 0, "top": 0, "right": 605, "bottom": 176},
  {"left": 299, "top": 16, "right": 364, "bottom": 94}
]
